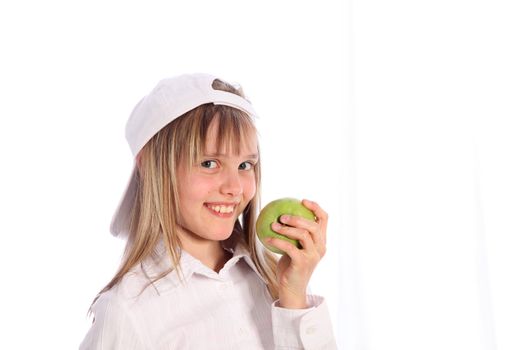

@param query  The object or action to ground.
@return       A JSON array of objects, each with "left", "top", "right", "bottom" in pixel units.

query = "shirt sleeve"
[
  {"left": 79, "top": 294, "right": 147, "bottom": 350},
  {"left": 271, "top": 294, "right": 338, "bottom": 350}
]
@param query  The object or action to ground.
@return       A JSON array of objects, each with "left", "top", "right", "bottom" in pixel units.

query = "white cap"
[{"left": 110, "top": 73, "right": 257, "bottom": 237}]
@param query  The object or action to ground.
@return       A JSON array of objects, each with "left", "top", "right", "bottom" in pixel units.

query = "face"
[{"left": 176, "top": 116, "right": 259, "bottom": 244}]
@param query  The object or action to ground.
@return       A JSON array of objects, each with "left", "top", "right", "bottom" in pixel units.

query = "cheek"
[
  {"left": 178, "top": 173, "right": 211, "bottom": 204},
  {"left": 242, "top": 175, "right": 257, "bottom": 200},
  {"left": 188, "top": 177, "right": 215, "bottom": 200}
]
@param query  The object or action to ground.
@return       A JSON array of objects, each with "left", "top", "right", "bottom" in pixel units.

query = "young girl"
[{"left": 80, "top": 73, "right": 337, "bottom": 349}]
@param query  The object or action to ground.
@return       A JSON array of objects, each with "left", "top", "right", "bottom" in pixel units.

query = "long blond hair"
[{"left": 90, "top": 79, "right": 278, "bottom": 312}]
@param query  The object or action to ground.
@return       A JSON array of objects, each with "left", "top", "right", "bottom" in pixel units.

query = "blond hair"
[{"left": 90, "top": 79, "right": 278, "bottom": 312}]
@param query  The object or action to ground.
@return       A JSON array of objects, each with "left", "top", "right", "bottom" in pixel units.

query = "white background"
[
  {"left": 1, "top": 1, "right": 525, "bottom": 349},
  {"left": 353, "top": 1, "right": 525, "bottom": 349},
  {"left": 0, "top": 0, "right": 350, "bottom": 348}
]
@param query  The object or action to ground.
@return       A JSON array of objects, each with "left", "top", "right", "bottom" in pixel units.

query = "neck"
[{"left": 177, "top": 227, "right": 233, "bottom": 272}]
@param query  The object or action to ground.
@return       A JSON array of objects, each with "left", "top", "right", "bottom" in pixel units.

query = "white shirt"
[{"left": 80, "top": 241, "right": 337, "bottom": 350}]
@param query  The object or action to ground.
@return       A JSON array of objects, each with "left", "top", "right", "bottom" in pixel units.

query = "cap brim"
[{"left": 110, "top": 164, "right": 139, "bottom": 237}]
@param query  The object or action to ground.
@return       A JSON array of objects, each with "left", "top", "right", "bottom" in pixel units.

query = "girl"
[{"left": 80, "top": 73, "right": 337, "bottom": 349}]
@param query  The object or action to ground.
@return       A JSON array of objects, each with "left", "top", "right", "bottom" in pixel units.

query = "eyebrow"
[{"left": 204, "top": 152, "right": 259, "bottom": 160}]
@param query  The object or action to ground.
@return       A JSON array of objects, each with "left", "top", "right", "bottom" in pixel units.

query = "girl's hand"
[{"left": 266, "top": 199, "right": 328, "bottom": 309}]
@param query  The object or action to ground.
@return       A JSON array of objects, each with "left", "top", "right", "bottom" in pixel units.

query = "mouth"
[{"left": 204, "top": 203, "right": 238, "bottom": 217}]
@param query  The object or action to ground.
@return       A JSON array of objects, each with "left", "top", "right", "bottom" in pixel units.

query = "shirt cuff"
[{"left": 271, "top": 294, "right": 337, "bottom": 349}]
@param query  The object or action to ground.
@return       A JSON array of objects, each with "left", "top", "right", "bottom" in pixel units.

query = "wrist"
[{"left": 278, "top": 292, "right": 308, "bottom": 309}]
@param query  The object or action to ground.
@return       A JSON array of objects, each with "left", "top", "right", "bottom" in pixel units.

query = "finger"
[
  {"left": 271, "top": 222, "right": 315, "bottom": 252},
  {"left": 302, "top": 199, "right": 328, "bottom": 241},
  {"left": 266, "top": 237, "right": 302, "bottom": 261},
  {"left": 279, "top": 214, "right": 318, "bottom": 235},
  {"left": 279, "top": 214, "right": 321, "bottom": 247},
  {"left": 302, "top": 199, "right": 328, "bottom": 225}
]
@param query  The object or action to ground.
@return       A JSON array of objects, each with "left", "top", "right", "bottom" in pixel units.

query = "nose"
[{"left": 220, "top": 168, "right": 243, "bottom": 197}]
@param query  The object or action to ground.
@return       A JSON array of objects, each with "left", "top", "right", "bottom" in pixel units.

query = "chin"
[{"left": 213, "top": 230, "right": 234, "bottom": 241}]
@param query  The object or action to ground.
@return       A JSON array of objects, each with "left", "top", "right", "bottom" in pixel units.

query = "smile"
[{"left": 204, "top": 203, "right": 237, "bottom": 216}]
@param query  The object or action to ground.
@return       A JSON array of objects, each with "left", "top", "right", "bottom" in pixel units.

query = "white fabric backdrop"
[
  {"left": 352, "top": 1, "right": 525, "bottom": 349},
  {"left": 1, "top": 1, "right": 523, "bottom": 349},
  {"left": 0, "top": 0, "right": 348, "bottom": 348}
]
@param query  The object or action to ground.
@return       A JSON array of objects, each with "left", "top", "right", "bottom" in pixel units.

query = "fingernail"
[
  {"left": 272, "top": 222, "right": 282, "bottom": 230},
  {"left": 280, "top": 215, "right": 290, "bottom": 223}
]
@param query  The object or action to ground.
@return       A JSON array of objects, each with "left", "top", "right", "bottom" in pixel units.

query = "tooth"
[{"left": 207, "top": 204, "right": 235, "bottom": 214}]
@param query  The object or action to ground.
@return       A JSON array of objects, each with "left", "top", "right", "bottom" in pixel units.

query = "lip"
[{"left": 204, "top": 202, "right": 239, "bottom": 218}]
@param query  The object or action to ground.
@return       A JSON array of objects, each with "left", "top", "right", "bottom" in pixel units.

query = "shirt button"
[{"left": 305, "top": 326, "right": 316, "bottom": 335}]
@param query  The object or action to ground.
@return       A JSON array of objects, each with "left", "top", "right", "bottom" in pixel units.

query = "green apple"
[{"left": 256, "top": 197, "right": 316, "bottom": 254}]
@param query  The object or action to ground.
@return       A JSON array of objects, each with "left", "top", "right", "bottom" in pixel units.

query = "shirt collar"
[{"left": 141, "top": 235, "right": 267, "bottom": 293}]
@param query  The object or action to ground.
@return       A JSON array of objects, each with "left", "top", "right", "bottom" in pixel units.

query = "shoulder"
[
  {"left": 80, "top": 264, "right": 170, "bottom": 350},
  {"left": 89, "top": 288, "right": 133, "bottom": 325},
  {"left": 80, "top": 287, "right": 148, "bottom": 350},
  {"left": 99, "top": 260, "right": 177, "bottom": 313}
]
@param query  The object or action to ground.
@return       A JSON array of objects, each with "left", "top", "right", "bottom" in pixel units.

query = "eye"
[
  {"left": 239, "top": 161, "right": 255, "bottom": 171},
  {"left": 201, "top": 160, "right": 218, "bottom": 169}
]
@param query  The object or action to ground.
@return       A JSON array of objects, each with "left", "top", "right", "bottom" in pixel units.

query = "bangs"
[
  {"left": 199, "top": 105, "right": 257, "bottom": 158},
  {"left": 169, "top": 103, "right": 258, "bottom": 169}
]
